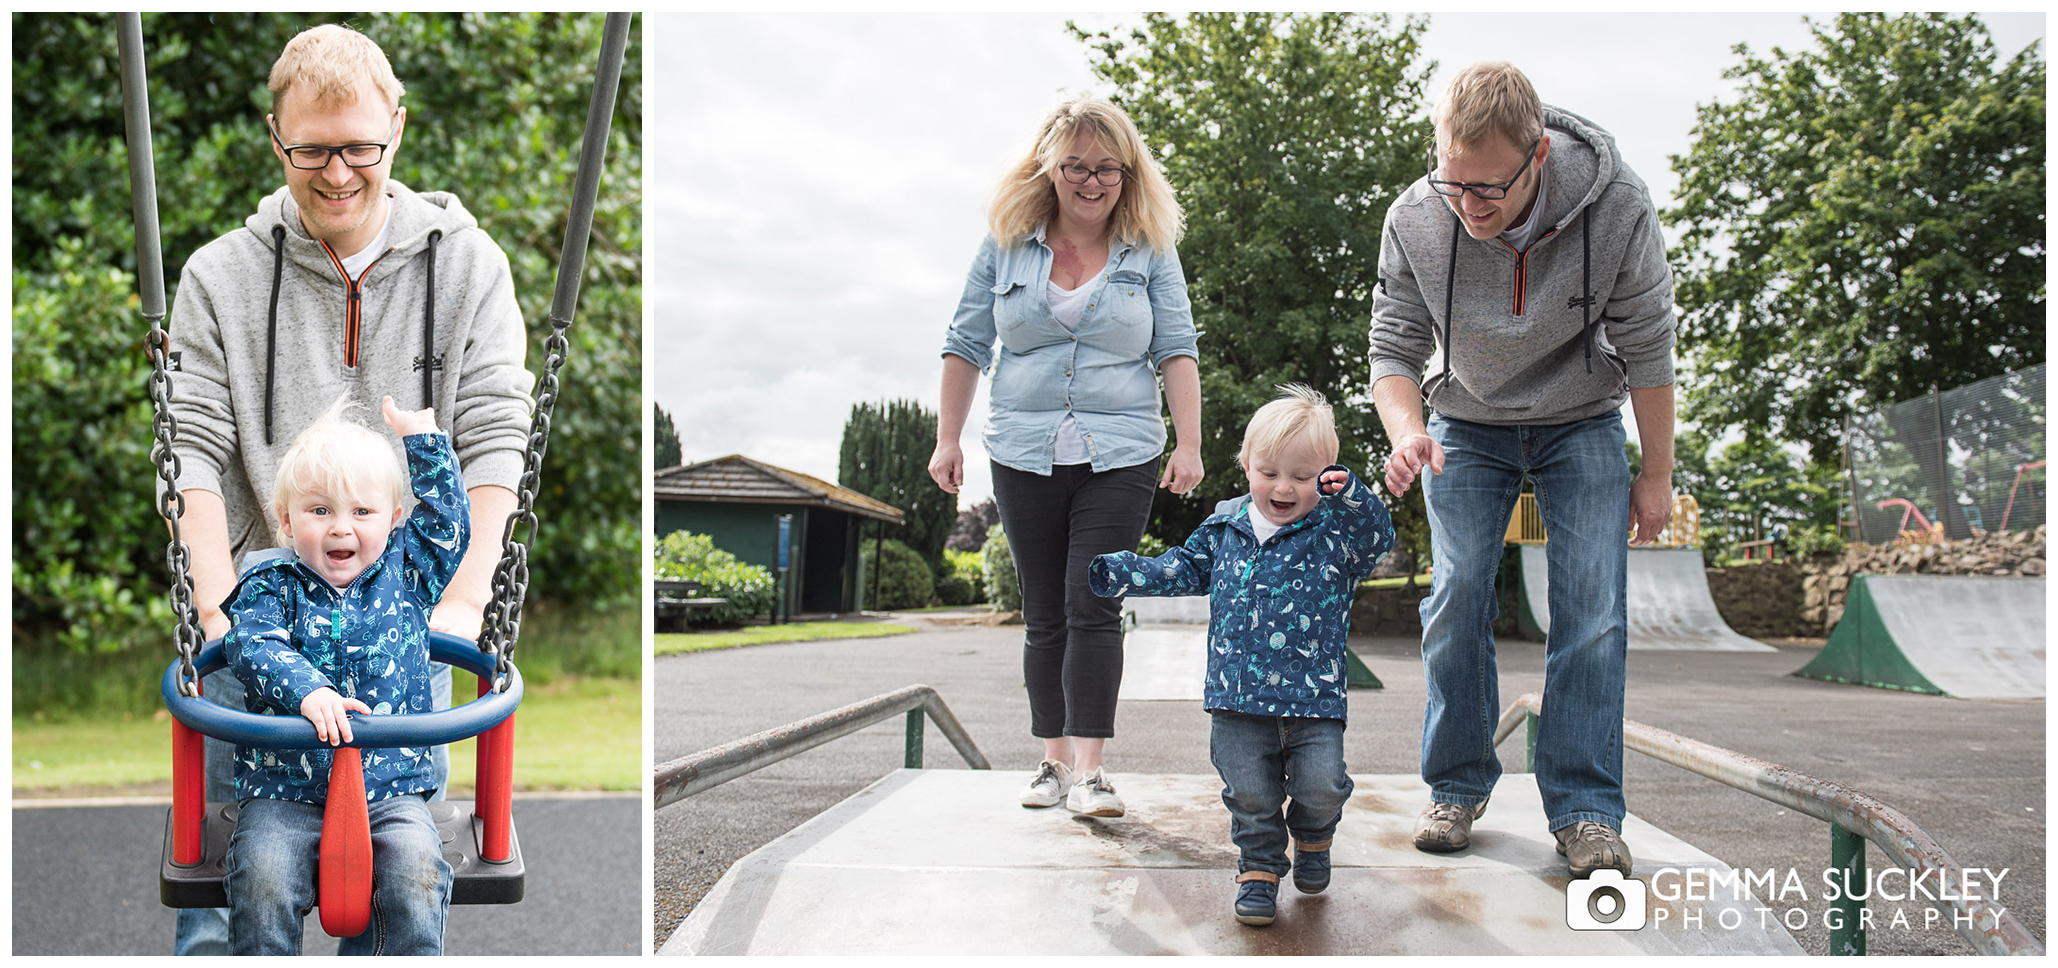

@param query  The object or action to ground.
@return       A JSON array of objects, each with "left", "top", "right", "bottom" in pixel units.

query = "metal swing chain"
[
  {"left": 120, "top": 14, "right": 205, "bottom": 696},
  {"left": 150, "top": 326, "right": 207, "bottom": 697},
  {"left": 475, "top": 323, "right": 569, "bottom": 692},
  {"left": 474, "top": 12, "right": 631, "bottom": 693}
]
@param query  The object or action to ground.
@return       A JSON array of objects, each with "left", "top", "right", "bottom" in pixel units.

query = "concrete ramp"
[
  {"left": 664, "top": 770, "right": 1802, "bottom": 956},
  {"left": 1518, "top": 546, "right": 1773, "bottom": 652},
  {"left": 1119, "top": 626, "right": 1209, "bottom": 701},
  {"left": 1795, "top": 574, "right": 2046, "bottom": 699}
]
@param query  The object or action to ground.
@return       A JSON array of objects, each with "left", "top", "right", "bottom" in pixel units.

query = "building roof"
[{"left": 653, "top": 454, "right": 905, "bottom": 525}]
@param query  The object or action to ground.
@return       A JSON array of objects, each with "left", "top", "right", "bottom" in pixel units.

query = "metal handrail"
[
  {"left": 1494, "top": 693, "right": 2041, "bottom": 956},
  {"left": 654, "top": 684, "right": 989, "bottom": 810}
]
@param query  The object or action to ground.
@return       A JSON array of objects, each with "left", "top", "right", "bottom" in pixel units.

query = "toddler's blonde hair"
[
  {"left": 272, "top": 397, "right": 406, "bottom": 539},
  {"left": 1238, "top": 384, "right": 1339, "bottom": 469}
]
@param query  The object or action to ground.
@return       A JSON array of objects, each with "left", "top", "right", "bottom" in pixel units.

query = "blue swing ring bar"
[{"left": 162, "top": 632, "right": 522, "bottom": 748}]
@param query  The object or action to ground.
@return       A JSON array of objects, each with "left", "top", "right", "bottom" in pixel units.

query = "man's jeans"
[
  {"left": 1209, "top": 711, "right": 1353, "bottom": 877},
  {"left": 224, "top": 794, "right": 452, "bottom": 955},
  {"left": 174, "top": 664, "right": 452, "bottom": 955},
  {"left": 1418, "top": 412, "right": 1629, "bottom": 830}
]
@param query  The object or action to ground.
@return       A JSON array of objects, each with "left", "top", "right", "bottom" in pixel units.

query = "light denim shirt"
[{"left": 941, "top": 226, "right": 1199, "bottom": 475}]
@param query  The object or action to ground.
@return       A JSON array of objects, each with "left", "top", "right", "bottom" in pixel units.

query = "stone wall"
[
  {"left": 1704, "top": 560, "right": 1810, "bottom": 638},
  {"left": 1794, "top": 525, "right": 2046, "bottom": 636},
  {"left": 1350, "top": 580, "right": 1432, "bottom": 638}
]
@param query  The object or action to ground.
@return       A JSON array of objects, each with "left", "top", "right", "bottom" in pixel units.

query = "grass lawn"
[
  {"left": 653, "top": 621, "right": 915, "bottom": 655},
  {"left": 1360, "top": 572, "right": 1434, "bottom": 589},
  {"left": 13, "top": 675, "right": 640, "bottom": 796}
]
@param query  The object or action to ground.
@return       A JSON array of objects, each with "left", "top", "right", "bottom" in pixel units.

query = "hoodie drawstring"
[
  {"left": 422, "top": 230, "right": 441, "bottom": 410},
  {"left": 1576, "top": 206, "right": 1594, "bottom": 373},
  {"left": 265, "top": 225, "right": 285, "bottom": 446},
  {"left": 1437, "top": 212, "right": 1460, "bottom": 401}
]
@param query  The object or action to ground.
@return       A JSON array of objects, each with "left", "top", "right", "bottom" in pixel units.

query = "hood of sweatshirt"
[{"left": 245, "top": 180, "right": 482, "bottom": 283}]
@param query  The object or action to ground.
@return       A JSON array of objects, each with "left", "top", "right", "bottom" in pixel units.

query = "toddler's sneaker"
[
  {"left": 1019, "top": 759, "right": 1072, "bottom": 808},
  {"left": 1233, "top": 872, "right": 1279, "bottom": 926},
  {"left": 1291, "top": 838, "right": 1332, "bottom": 894},
  {"left": 1065, "top": 767, "right": 1125, "bottom": 817}
]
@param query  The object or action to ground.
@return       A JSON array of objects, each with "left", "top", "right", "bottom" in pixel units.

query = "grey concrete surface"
[
  {"left": 14, "top": 795, "right": 640, "bottom": 955},
  {"left": 653, "top": 617, "right": 2044, "bottom": 955}
]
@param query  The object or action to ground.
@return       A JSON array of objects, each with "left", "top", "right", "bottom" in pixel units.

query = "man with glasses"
[
  {"left": 167, "top": 23, "right": 532, "bottom": 952},
  {"left": 1367, "top": 62, "right": 1677, "bottom": 880}
]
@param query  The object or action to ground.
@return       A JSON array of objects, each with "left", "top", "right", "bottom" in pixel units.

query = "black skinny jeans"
[{"left": 990, "top": 458, "right": 1158, "bottom": 739}]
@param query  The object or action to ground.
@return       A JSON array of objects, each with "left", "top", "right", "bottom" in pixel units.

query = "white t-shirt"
[
  {"left": 1250, "top": 508, "right": 1283, "bottom": 545},
  {"left": 1046, "top": 269, "right": 1105, "bottom": 466},
  {"left": 337, "top": 199, "right": 395, "bottom": 279}
]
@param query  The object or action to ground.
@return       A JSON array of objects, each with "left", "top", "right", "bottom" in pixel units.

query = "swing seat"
[
  {"left": 159, "top": 633, "right": 526, "bottom": 916},
  {"left": 157, "top": 796, "right": 525, "bottom": 907}
]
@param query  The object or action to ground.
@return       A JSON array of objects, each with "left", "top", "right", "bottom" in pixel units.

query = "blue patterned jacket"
[
  {"left": 1088, "top": 467, "right": 1394, "bottom": 720},
  {"left": 224, "top": 433, "right": 469, "bottom": 804}
]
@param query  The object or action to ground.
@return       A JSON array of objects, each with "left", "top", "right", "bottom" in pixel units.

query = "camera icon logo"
[{"left": 1565, "top": 869, "right": 1647, "bottom": 931}]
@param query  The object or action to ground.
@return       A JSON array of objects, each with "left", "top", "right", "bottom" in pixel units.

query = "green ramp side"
[{"left": 1793, "top": 574, "right": 1945, "bottom": 695}]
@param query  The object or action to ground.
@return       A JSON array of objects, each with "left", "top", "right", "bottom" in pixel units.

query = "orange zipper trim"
[
  {"left": 1496, "top": 227, "right": 1557, "bottom": 317},
  {"left": 318, "top": 241, "right": 388, "bottom": 368}
]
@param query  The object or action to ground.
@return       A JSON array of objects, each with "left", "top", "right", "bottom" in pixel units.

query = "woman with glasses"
[{"left": 931, "top": 97, "right": 1203, "bottom": 817}]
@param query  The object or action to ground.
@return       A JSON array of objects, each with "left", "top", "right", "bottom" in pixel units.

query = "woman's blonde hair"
[
  {"left": 1433, "top": 61, "right": 1543, "bottom": 158},
  {"left": 987, "top": 96, "right": 1184, "bottom": 252},
  {"left": 272, "top": 397, "right": 407, "bottom": 540},
  {"left": 1238, "top": 384, "right": 1339, "bottom": 469},
  {"left": 269, "top": 23, "right": 406, "bottom": 120}
]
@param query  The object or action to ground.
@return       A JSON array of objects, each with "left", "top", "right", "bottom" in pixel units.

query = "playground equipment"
[
  {"left": 124, "top": 12, "right": 632, "bottom": 934},
  {"left": 1794, "top": 574, "right": 2046, "bottom": 699},
  {"left": 1875, "top": 499, "right": 1947, "bottom": 545},
  {"left": 1514, "top": 545, "right": 1773, "bottom": 652}
]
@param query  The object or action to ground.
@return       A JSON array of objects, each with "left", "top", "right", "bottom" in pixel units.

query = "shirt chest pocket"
[
  {"left": 990, "top": 281, "right": 1036, "bottom": 341},
  {"left": 1102, "top": 270, "right": 1151, "bottom": 327}
]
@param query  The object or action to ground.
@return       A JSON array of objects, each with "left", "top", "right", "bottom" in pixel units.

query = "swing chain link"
[
  {"left": 477, "top": 320, "right": 570, "bottom": 692},
  {"left": 147, "top": 320, "right": 206, "bottom": 697}
]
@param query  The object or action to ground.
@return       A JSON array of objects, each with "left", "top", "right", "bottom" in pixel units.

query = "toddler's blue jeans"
[
  {"left": 1209, "top": 711, "right": 1352, "bottom": 877},
  {"left": 224, "top": 793, "right": 452, "bottom": 955}
]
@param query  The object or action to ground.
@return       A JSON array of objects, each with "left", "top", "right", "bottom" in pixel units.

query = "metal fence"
[{"left": 1845, "top": 364, "right": 2046, "bottom": 544}]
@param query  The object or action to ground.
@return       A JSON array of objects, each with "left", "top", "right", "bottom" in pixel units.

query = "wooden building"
[{"left": 653, "top": 455, "right": 903, "bottom": 616}]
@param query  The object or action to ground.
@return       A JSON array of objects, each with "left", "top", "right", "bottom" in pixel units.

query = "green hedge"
[
  {"left": 981, "top": 524, "right": 1022, "bottom": 612},
  {"left": 653, "top": 531, "right": 774, "bottom": 628},
  {"left": 12, "top": 14, "right": 642, "bottom": 688},
  {"left": 861, "top": 539, "right": 937, "bottom": 611}
]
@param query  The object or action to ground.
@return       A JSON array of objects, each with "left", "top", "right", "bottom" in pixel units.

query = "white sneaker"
[
  {"left": 1065, "top": 767, "right": 1126, "bottom": 817},
  {"left": 1020, "top": 759, "right": 1073, "bottom": 808}
]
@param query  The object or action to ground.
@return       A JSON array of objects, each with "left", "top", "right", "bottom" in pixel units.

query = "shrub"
[
  {"left": 939, "top": 548, "right": 987, "bottom": 606},
  {"left": 981, "top": 524, "right": 1022, "bottom": 612},
  {"left": 653, "top": 531, "right": 774, "bottom": 627},
  {"left": 1783, "top": 524, "right": 1847, "bottom": 559},
  {"left": 859, "top": 539, "right": 937, "bottom": 611}
]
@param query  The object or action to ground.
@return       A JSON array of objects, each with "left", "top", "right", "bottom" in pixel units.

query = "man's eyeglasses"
[
  {"left": 1058, "top": 164, "right": 1127, "bottom": 187},
  {"left": 1427, "top": 135, "right": 1542, "bottom": 200},
  {"left": 270, "top": 115, "right": 401, "bottom": 171}
]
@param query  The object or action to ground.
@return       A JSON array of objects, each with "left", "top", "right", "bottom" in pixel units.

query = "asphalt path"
[
  {"left": 14, "top": 794, "right": 641, "bottom": 955},
  {"left": 655, "top": 614, "right": 2044, "bottom": 955}
]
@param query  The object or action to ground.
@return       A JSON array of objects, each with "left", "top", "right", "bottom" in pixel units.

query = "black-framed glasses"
[
  {"left": 270, "top": 114, "right": 401, "bottom": 170},
  {"left": 1058, "top": 164, "right": 1127, "bottom": 187},
  {"left": 1427, "top": 135, "right": 1542, "bottom": 200}
]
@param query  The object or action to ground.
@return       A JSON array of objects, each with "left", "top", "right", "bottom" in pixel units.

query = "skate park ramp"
[
  {"left": 1794, "top": 574, "right": 2046, "bottom": 699},
  {"left": 1118, "top": 596, "right": 1209, "bottom": 701},
  {"left": 663, "top": 770, "right": 1802, "bottom": 955},
  {"left": 1517, "top": 546, "right": 1773, "bottom": 652}
]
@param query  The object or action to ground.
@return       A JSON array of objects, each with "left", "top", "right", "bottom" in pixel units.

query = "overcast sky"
[{"left": 649, "top": 12, "right": 2045, "bottom": 510}]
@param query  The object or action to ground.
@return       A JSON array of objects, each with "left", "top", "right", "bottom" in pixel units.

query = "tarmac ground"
[{"left": 654, "top": 613, "right": 2044, "bottom": 955}]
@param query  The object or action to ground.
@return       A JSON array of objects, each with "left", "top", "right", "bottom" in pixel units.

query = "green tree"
[
  {"left": 654, "top": 402, "right": 682, "bottom": 469},
  {"left": 13, "top": 14, "right": 642, "bottom": 676},
  {"left": 1070, "top": 12, "right": 1436, "bottom": 548},
  {"left": 837, "top": 399, "right": 954, "bottom": 568},
  {"left": 1677, "top": 431, "right": 1842, "bottom": 562},
  {"left": 1665, "top": 13, "right": 2044, "bottom": 471}
]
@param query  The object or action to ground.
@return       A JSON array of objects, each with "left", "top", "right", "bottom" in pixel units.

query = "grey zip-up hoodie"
[
  {"left": 168, "top": 180, "right": 532, "bottom": 567},
  {"left": 1369, "top": 106, "right": 1676, "bottom": 426}
]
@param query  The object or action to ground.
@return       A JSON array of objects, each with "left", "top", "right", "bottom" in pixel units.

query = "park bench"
[{"left": 655, "top": 579, "right": 729, "bottom": 632}]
